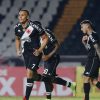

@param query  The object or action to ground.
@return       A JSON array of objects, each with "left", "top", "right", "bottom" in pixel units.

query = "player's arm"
[
  {"left": 94, "top": 43, "right": 100, "bottom": 59},
  {"left": 82, "top": 35, "right": 88, "bottom": 50},
  {"left": 49, "top": 42, "right": 59, "bottom": 57},
  {"left": 38, "top": 33, "right": 49, "bottom": 53},
  {"left": 42, "top": 42, "right": 59, "bottom": 61},
  {"left": 33, "top": 33, "right": 49, "bottom": 56},
  {"left": 89, "top": 34, "right": 100, "bottom": 59},
  {"left": 15, "top": 36, "right": 22, "bottom": 56},
  {"left": 33, "top": 22, "right": 49, "bottom": 56}
]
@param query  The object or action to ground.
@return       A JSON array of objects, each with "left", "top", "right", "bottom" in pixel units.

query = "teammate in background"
[
  {"left": 80, "top": 20, "right": 100, "bottom": 100},
  {"left": 15, "top": 10, "right": 49, "bottom": 100},
  {"left": 41, "top": 28, "right": 76, "bottom": 100}
]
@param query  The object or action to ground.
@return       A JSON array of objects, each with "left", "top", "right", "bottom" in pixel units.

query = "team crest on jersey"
[{"left": 26, "top": 29, "right": 31, "bottom": 34}]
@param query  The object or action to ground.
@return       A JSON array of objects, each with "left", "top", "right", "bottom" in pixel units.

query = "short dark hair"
[
  {"left": 19, "top": 9, "right": 29, "bottom": 16},
  {"left": 80, "top": 20, "right": 94, "bottom": 29}
]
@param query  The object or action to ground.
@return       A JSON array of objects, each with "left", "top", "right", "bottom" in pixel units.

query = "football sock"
[
  {"left": 45, "top": 82, "right": 53, "bottom": 92},
  {"left": 25, "top": 78, "right": 34, "bottom": 100},
  {"left": 45, "top": 82, "right": 53, "bottom": 100},
  {"left": 66, "top": 82, "right": 71, "bottom": 87},
  {"left": 84, "top": 83, "right": 90, "bottom": 100},
  {"left": 46, "top": 92, "right": 51, "bottom": 100},
  {"left": 52, "top": 76, "right": 67, "bottom": 86},
  {"left": 96, "top": 81, "right": 100, "bottom": 89}
]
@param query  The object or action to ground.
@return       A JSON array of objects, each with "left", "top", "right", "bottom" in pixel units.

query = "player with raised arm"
[{"left": 80, "top": 20, "right": 100, "bottom": 100}]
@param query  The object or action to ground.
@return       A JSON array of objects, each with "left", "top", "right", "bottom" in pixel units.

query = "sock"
[
  {"left": 34, "top": 74, "right": 51, "bottom": 82},
  {"left": 52, "top": 76, "right": 67, "bottom": 86},
  {"left": 96, "top": 81, "right": 100, "bottom": 89},
  {"left": 84, "top": 83, "right": 90, "bottom": 100},
  {"left": 46, "top": 92, "right": 51, "bottom": 100},
  {"left": 44, "top": 82, "right": 53, "bottom": 100},
  {"left": 66, "top": 82, "right": 71, "bottom": 87},
  {"left": 25, "top": 78, "right": 34, "bottom": 100}
]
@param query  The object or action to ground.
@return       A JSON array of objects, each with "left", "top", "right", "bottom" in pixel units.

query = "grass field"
[{"left": 0, "top": 97, "right": 100, "bottom": 100}]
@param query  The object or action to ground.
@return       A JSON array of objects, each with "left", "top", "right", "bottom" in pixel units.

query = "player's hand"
[
  {"left": 33, "top": 49, "right": 41, "bottom": 56},
  {"left": 16, "top": 50, "right": 22, "bottom": 57},
  {"left": 42, "top": 55, "right": 50, "bottom": 61},
  {"left": 82, "top": 35, "right": 88, "bottom": 44}
]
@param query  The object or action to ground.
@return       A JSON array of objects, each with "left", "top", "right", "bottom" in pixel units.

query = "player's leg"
[
  {"left": 23, "top": 54, "right": 42, "bottom": 100},
  {"left": 24, "top": 68, "right": 34, "bottom": 100},
  {"left": 92, "top": 78, "right": 100, "bottom": 88},
  {"left": 43, "top": 54, "right": 69, "bottom": 86},
  {"left": 43, "top": 57, "right": 55, "bottom": 100},
  {"left": 83, "top": 76, "right": 91, "bottom": 100},
  {"left": 83, "top": 57, "right": 99, "bottom": 100},
  {"left": 23, "top": 54, "right": 34, "bottom": 100},
  {"left": 83, "top": 61, "right": 91, "bottom": 100},
  {"left": 43, "top": 55, "right": 76, "bottom": 96},
  {"left": 51, "top": 55, "right": 76, "bottom": 94},
  {"left": 44, "top": 82, "right": 53, "bottom": 100},
  {"left": 51, "top": 76, "right": 76, "bottom": 96},
  {"left": 90, "top": 58, "right": 100, "bottom": 89}
]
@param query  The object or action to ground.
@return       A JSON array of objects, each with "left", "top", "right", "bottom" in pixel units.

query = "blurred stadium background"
[{"left": 0, "top": 0, "right": 100, "bottom": 100}]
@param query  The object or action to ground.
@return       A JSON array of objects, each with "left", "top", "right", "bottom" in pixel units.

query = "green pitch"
[{"left": 0, "top": 97, "right": 100, "bottom": 100}]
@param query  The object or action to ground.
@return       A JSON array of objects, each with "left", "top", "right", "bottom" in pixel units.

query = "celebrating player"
[
  {"left": 15, "top": 10, "right": 49, "bottom": 100},
  {"left": 41, "top": 28, "right": 76, "bottom": 100},
  {"left": 80, "top": 20, "right": 100, "bottom": 100}
]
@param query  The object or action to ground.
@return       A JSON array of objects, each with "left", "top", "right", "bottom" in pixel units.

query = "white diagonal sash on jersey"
[{"left": 21, "top": 25, "right": 34, "bottom": 53}]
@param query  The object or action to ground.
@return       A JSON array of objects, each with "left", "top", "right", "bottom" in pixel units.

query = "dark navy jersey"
[
  {"left": 85, "top": 32, "right": 100, "bottom": 57},
  {"left": 14, "top": 21, "right": 45, "bottom": 53},
  {"left": 42, "top": 29, "right": 58, "bottom": 55}
]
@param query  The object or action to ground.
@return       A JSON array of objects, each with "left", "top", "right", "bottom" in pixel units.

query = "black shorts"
[
  {"left": 43, "top": 54, "right": 60, "bottom": 76},
  {"left": 23, "top": 53, "right": 42, "bottom": 71},
  {"left": 84, "top": 56, "right": 100, "bottom": 78}
]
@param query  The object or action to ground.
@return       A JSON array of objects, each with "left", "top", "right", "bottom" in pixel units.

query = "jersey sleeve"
[
  {"left": 45, "top": 29, "right": 58, "bottom": 43},
  {"left": 33, "top": 21, "right": 45, "bottom": 36},
  {"left": 14, "top": 25, "right": 19, "bottom": 37},
  {"left": 50, "top": 34, "right": 58, "bottom": 44},
  {"left": 89, "top": 33, "right": 98, "bottom": 45},
  {"left": 37, "top": 25, "right": 45, "bottom": 36}
]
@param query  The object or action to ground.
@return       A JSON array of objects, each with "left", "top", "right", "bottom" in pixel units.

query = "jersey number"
[
  {"left": 43, "top": 69, "right": 48, "bottom": 74},
  {"left": 32, "top": 64, "right": 36, "bottom": 69}
]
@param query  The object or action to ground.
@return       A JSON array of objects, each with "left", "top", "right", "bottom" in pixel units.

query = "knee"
[
  {"left": 83, "top": 76, "right": 90, "bottom": 83},
  {"left": 26, "top": 69, "right": 37, "bottom": 78},
  {"left": 92, "top": 79, "right": 98, "bottom": 85}
]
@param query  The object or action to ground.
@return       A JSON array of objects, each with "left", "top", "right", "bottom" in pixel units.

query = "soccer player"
[
  {"left": 15, "top": 10, "right": 49, "bottom": 100},
  {"left": 80, "top": 20, "right": 100, "bottom": 100},
  {"left": 41, "top": 28, "right": 76, "bottom": 100}
]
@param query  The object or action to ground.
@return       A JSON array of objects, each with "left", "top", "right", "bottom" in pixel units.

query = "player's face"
[
  {"left": 81, "top": 24, "right": 88, "bottom": 34},
  {"left": 18, "top": 11, "right": 28, "bottom": 24}
]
